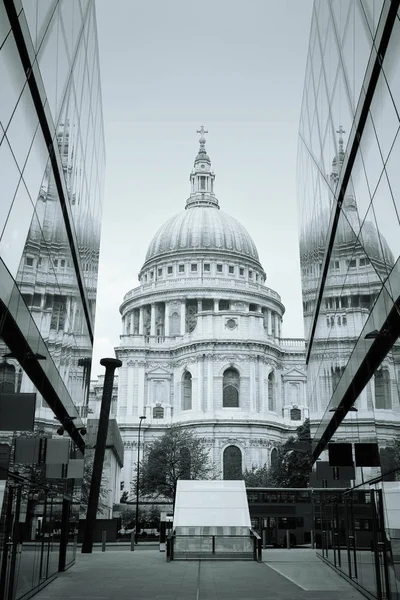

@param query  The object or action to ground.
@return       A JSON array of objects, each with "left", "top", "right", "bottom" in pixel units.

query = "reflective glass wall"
[
  {"left": 298, "top": 1, "right": 400, "bottom": 598},
  {"left": 0, "top": 0, "right": 104, "bottom": 597}
]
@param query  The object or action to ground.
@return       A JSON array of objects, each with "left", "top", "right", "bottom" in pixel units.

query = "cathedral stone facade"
[{"left": 104, "top": 129, "right": 308, "bottom": 494}]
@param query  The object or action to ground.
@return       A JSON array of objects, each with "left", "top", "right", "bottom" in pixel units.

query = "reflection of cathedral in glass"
[
  {"left": 300, "top": 129, "right": 399, "bottom": 417},
  {"left": 13, "top": 122, "right": 101, "bottom": 417},
  {"left": 101, "top": 129, "right": 308, "bottom": 490},
  {"left": 297, "top": 3, "right": 400, "bottom": 596},
  {"left": 0, "top": 1, "right": 105, "bottom": 594}
]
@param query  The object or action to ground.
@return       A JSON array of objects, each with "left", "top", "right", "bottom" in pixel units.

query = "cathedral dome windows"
[
  {"left": 202, "top": 299, "right": 214, "bottom": 311},
  {"left": 140, "top": 261, "right": 265, "bottom": 286},
  {"left": 219, "top": 299, "right": 230, "bottom": 311},
  {"left": 223, "top": 368, "right": 240, "bottom": 408}
]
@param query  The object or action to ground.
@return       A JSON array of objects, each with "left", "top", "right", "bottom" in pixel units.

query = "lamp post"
[{"left": 135, "top": 415, "right": 146, "bottom": 544}]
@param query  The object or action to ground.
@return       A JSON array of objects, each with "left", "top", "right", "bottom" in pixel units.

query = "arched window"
[
  {"left": 270, "top": 448, "right": 278, "bottom": 467},
  {"left": 182, "top": 371, "right": 192, "bottom": 410},
  {"left": 375, "top": 369, "right": 391, "bottom": 409},
  {"left": 0, "top": 363, "right": 15, "bottom": 393},
  {"left": 290, "top": 407, "right": 301, "bottom": 421},
  {"left": 153, "top": 406, "right": 164, "bottom": 419},
  {"left": 223, "top": 445, "right": 242, "bottom": 480},
  {"left": 268, "top": 372, "right": 275, "bottom": 411},
  {"left": 223, "top": 368, "right": 239, "bottom": 407}
]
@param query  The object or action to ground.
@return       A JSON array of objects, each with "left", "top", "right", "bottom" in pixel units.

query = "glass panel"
[
  {"left": 0, "top": 2, "right": 11, "bottom": 50},
  {"left": 0, "top": 29, "right": 27, "bottom": 131},
  {"left": 0, "top": 180, "right": 35, "bottom": 279}
]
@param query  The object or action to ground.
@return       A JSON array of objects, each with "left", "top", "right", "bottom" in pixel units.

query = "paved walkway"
[{"left": 33, "top": 548, "right": 366, "bottom": 600}]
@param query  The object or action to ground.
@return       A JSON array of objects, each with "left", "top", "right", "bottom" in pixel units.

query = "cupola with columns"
[{"left": 187, "top": 126, "right": 218, "bottom": 207}]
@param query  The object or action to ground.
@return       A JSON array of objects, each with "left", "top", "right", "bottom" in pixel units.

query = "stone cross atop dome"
[
  {"left": 330, "top": 125, "right": 347, "bottom": 186},
  {"left": 336, "top": 125, "right": 345, "bottom": 154},
  {"left": 197, "top": 125, "right": 208, "bottom": 147},
  {"left": 186, "top": 126, "right": 219, "bottom": 209}
]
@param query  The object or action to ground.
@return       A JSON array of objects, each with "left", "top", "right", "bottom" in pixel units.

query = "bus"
[
  {"left": 246, "top": 487, "right": 380, "bottom": 549},
  {"left": 246, "top": 488, "right": 314, "bottom": 547}
]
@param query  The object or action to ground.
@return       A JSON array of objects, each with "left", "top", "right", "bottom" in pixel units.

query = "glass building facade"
[
  {"left": 298, "top": 1, "right": 400, "bottom": 598},
  {"left": 0, "top": 1, "right": 104, "bottom": 597}
]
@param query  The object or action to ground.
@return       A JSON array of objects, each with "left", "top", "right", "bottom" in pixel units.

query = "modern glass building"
[
  {"left": 0, "top": 1, "right": 105, "bottom": 597},
  {"left": 298, "top": 1, "right": 400, "bottom": 598}
]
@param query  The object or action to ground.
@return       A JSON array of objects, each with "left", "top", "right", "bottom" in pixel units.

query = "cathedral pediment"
[
  {"left": 281, "top": 367, "right": 306, "bottom": 381},
  {"left": 147, "top": 366, "right": 172, "bottom": 379}
]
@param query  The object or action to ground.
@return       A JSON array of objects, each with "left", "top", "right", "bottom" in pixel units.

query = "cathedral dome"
[
  {"left": 300, "top": 191, "right": 394, "bottom": 267},
  {"left": 143, "top": 128, "right": 262, "bottom": 269},
  {"left": 145, "top": 204, "right": 260, "bottom": 262}
]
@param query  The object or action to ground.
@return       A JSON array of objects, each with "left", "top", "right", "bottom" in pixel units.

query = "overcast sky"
[{"left": 92, "top": 0, "right": 314, "bottom": 378}]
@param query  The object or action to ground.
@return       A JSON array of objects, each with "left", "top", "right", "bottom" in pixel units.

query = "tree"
[
  {"left": 243, "top": 464, "right": 270, "bottom": 487},
  {"left": 137, "top": 425, "right": 216, "bottom": 505},
  {"left": 380, "top": 440, "right": 400, "bottom": 481},
  {"left": 79, "top": 454, "right": 109, "bottom": 515},
  {"left": 120, "top": 490, "right": 129, "bottom": 503},
  {"left": 267, "top": 419, "right": 313, "bottom": 488}
]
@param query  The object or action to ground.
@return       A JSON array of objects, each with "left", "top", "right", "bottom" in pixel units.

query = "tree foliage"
[
  {"left": 138, "top": 425, "right": 215, "bottom": 503},
  {"left": 244, "top": 420, "right": 313, "bottom": 488},
  {"left": 380, "top": 439, "right": 400, "bottom": 481},
  {"left": 243, "top": 464, "right": 270, "bottom": 487},
  {"left": 80, "top": 453, "right": 110, "bottom": 515},
  {"left": 267, "top": 419, "right": 313, "bottom": 487}
]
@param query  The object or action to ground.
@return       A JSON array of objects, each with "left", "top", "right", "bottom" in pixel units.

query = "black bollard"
[{"left": 82, "top": 358, "right": 122, "bottom": 553}]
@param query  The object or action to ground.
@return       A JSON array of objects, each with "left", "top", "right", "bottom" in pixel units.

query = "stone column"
[
  {"left": 138, "top": 363, "right": 145, "bottom": 417},
  {"left": 267, "top": 309, "right": 272, "bottom": 335},
  {"left": 274, "top": 313, "right": 279, "bottom": 338},
  {"left": 180, "top": 299, "right": 186, "bottom": 334},
  {"left": 198, "top": 357, "right": 203, "bottom": 412},
  {"left": 197, "top": 299, "right": 202, "bottom": 312},
  {"left": 126, "top": 363, "right": 134, "bottom": 416},
  {"left": 214, "top": 298, "right": 219, "bottom": 312},
  {"left": 139, "top": 307, "right": 144, "bottom": 335},
  {"left": 150, "top": 303, "right": 156, "bottom": 336},
  {"left": 249, "top": 358, "right": 256, "bottom": 412},
  {"left": 207, "top": 357, "right": 213, "bottom": 412},
  {"left": 164, "top": 301, "right": 170, "bottom": 336},
  {"left": 258, "top": 357, "right": 264, "bottom": 412}
]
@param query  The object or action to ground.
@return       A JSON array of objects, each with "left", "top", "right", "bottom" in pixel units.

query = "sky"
[{"left": 92, "top": 0, "right": 314, "bottom": 378}]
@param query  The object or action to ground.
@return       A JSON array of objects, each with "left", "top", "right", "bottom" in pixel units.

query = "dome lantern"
[{"left": 187, "top": 126, "right": 219, "bottom": 209}]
